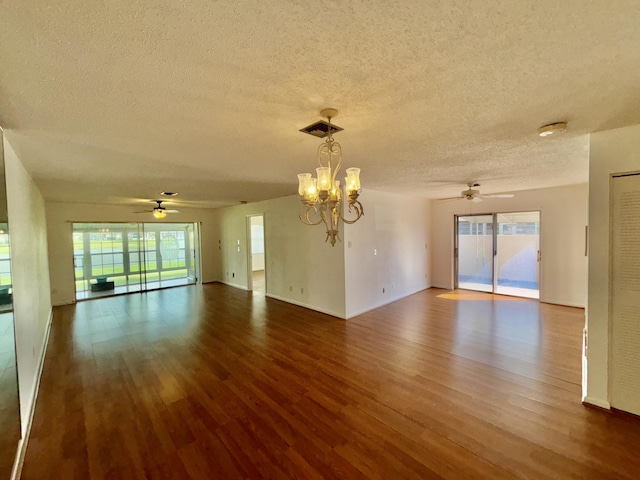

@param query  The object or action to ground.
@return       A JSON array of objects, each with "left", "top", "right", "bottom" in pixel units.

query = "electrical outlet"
[
  {"left": 232, "top": 272, "right": 235, "bottom": 278},
  {"left": 382, "top": 287, "right": 385, "bottom": 294}
]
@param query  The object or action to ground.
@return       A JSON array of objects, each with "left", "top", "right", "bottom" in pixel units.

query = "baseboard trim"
[
  {"left": 582, "top": 396, "right": 611, "bottom": 410},
  {"left": 218, "top": 280, "right": 249, "bottom": 291},
  {"left": 11, "top": 307, "right": 54, "bottom": 480},
  {"left": 265, "top": 293, "right": 345, "bottom": 319},
  {"left": 52, "top": 299, "right": 76, "bottom": 307},
  {"left": 9, "top": 437, "right": 25, "bottom": 480},
  {"left": 540, "top": 299, "right": 585, "bottom": 308}
]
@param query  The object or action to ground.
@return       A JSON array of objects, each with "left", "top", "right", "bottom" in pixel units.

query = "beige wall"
[
  {"left": 216, "top": 191, "right": 431, "bottom": 319},
  {"left": 3, "top": 134, "right": 52, "bottom": 433},
  {"left": 215, "top": 195, "right": 347, "bottom": 318},
  {"left": 343, "top": 190, "right": 431, "bottom": 318},
  {"left": 46, "top": 202, "right": 218, "bottom": 306},
  {"left": 586, "top": 123, "right": 640, "bottom": 409},
  {"left": 431, "top": 183, "right": 588, "bottom": 307}
]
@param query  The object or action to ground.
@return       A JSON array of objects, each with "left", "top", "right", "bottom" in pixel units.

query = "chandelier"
[{"left": 297, "top": 108, "right": 364, "bottom": 246}]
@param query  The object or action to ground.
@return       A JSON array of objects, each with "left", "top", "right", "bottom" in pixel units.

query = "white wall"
[
  {"left": 3, "top": 135, "right": 52, "bottom": 433},
  {"left": 586, "top": 123, "right": 640, "bottom": 409},
  {"left": 431, "top": 183, "right": 588, "bottom": 307},
  {"left": 344, "top": 190, "right": 431, "bottom": 318},
  {"left": 46, "top": 202, "right": 218, "bottom": 306},
  {"left": 216, "top": 195, "right": 347, "bottom": 318}
]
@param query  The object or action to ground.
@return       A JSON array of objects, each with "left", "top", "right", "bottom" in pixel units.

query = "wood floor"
[
  {"left": 252, "top": 270, "right": 265, "bottom": 294},
  {"left": 21, "top": 284, "right": 640, "bottom": 479}
]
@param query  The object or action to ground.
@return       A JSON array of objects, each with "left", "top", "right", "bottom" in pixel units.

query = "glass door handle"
[{"left": 537, "top": 250, "right": 541, "bottom": 262}]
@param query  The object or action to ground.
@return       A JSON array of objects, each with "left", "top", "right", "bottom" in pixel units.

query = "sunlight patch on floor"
[{"left": 437, "top": 290, "right": 529, "bottom": 301}]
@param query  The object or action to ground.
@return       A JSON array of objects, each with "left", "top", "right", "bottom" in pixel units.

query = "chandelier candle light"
[{"left": 297, "top": 108, "right": 364, "bottom": 246}]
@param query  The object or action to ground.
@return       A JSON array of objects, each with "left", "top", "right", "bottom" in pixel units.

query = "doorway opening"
[
  {"left": 73, "top": 222, "right": 200, "bottom": 301},
  {"left": 247, "top": 215, "right": 266, "bottom": 294},
  {"left": 455, "top": 211, "right": 540, "bottom": 299}
]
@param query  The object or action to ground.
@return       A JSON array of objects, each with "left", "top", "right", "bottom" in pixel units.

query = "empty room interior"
[{"left": 1, "top": 1, "right": 640, "bottom": 479}]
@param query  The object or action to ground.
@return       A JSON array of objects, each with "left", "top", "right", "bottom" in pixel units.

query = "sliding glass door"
[
  {"left": 455, "top": 212, "right": 540, "bottom": 298},
  {"left": 495, "top": 212, "right": 540, "bottom": 298},
  {"left": 73, "top": 222, "right": 200, "bottom": 300},
  {"left": 455, "top": 215, "right": 494, "bottom": 293}
]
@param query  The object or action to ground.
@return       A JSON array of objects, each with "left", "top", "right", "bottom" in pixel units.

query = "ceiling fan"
[
  {"left": 439, "top": 183, "right": 515, "bottom": 203},
  {"left": 134, "top": 200, "right": 180, "bottom": 219}
]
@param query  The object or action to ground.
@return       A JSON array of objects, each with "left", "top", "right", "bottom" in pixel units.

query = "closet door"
[{"left": 610, "top": 173, "right": 640, "bottom": 415}]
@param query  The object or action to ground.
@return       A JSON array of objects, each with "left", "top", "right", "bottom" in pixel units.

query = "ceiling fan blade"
[
  {"left": 437, "top": 197, "right": 463, "bottom": 203},
  {"left": 482, "top": 194, "right": 515, "bottom": 198},
  {"left": 133, "top": 210, "right": 153, "bottom": 213},
  {"left": 471, "top": 197, "right": 483, "bottom": 203},
  {"left": 166, "top": 209, "right": 180, "bottom": 213}
]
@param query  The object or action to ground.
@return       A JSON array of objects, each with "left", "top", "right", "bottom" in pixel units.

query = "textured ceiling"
[{"left": 1, "top": 1, "right": 639, "bottom": 207}]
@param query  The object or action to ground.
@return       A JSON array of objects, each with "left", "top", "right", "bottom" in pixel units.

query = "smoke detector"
[{"left": 538, "top": 122, "right": 568, "bottom": 137}]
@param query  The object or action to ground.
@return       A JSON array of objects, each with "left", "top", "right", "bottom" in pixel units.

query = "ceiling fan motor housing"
[{"left": 462, "top": 188, "right": 479, "bottom": 199}]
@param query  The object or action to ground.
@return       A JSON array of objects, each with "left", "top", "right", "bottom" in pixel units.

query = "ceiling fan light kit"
[
  {"left": 297, "top": 108, "right": 364, "bottom": 246},
  {"left": 153, "top": 205, "right": 167, "bottom": 219},
  {"left": 135, "top": 200, "right": 180, "bottom": 218}
]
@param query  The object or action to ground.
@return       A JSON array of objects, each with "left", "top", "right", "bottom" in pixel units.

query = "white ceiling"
[{"left": 1, "top": 1, "right": 639, "bottom": 208}]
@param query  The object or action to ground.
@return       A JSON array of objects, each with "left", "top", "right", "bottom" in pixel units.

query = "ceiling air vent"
[{"left": 299, "top": 120, "right": 343, "bottom": 138}]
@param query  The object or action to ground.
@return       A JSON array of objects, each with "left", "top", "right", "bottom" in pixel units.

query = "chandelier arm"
[
  {"left": 340, "top": 200, "right": 364, "bottom": 224},
  {"left": 317, "top": 142, "right": 329, "bottom": 168},
  {"left": 330, "top": 141, "right": 343, "bottom": 187},
  {"left": 299, "top": 205, "right": 323, "bottom": 226}
]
